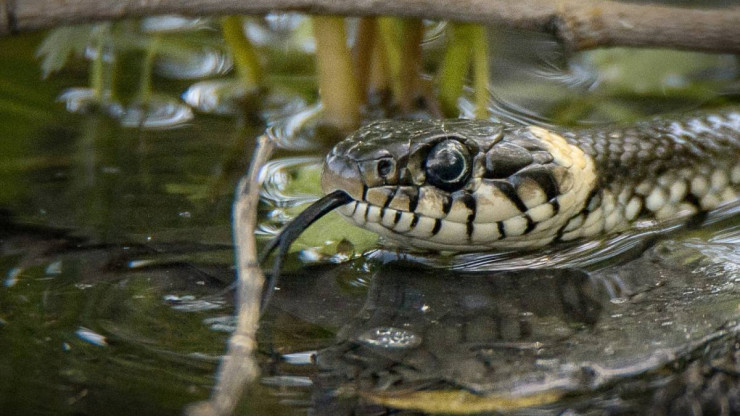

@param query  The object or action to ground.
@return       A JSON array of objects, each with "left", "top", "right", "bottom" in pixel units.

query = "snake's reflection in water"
[{"left": 267, "top": 227, "right": 740, "bottom": 414}]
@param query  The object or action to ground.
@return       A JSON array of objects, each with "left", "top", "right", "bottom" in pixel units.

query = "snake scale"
[{"left": 320, "top": 108, "right": 740, "bottom": 251}]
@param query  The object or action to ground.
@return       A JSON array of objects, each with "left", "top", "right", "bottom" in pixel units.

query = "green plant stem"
[
  {"left": 439, "top": 23, "right": 489, "bottom": 118},
  {"left": 90, "top": 27, "right": 106, "bottom": 101},
  {"left": 137, "top": 36, "right": 160, "bottom": 104},
  {"left": 311, "top": 15, "right": 361, "bottom": 131},
  {"left": 471, "top": 25, "right": 489, "bottom": 119},
  {"left": 377, "top": 17, "right": 403, "bottom": 101},
  {"left": 221, "top": 16, "right": 262, "bottom": 88},
  {"left": 438, "top": 23, "right": 473, "bottom": 117}
]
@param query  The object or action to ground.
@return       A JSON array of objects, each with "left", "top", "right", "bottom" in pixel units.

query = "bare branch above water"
[
  {"left": 185, "top": 133, "right": 275, "bottom": 416},
  {"left": 2, "top": 0, "right": 740, "bottom": 54}
]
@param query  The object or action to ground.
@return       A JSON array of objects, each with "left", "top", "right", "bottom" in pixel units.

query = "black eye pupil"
[
  {"left": 433, "top": 149, "right": 464, "bottom": 180},
  {"left": 425, "top": 139, "right": 470, "bottom": 191},
  {"left": 377, "top": 159, "right": 392, "bottom": 177}
]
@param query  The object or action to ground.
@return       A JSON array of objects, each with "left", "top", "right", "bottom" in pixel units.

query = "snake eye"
[
  {"left": 424, "top": 139, "right": 471, "bottom": 191},
  {"left": 377, "top": 159, "right": 393, "bottom": 177}
]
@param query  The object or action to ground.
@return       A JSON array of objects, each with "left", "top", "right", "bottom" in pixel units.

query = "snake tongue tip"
[{"left": 257, "top": 190, "right": 353, "bottom": 312}]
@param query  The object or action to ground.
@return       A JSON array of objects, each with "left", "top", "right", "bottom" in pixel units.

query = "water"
[{"left": 1, "top": 15, "right": 739, "bottom": 416}]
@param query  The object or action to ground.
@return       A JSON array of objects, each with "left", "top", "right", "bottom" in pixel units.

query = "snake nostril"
[{"left": 377, "top": 159, "right": 393, "bottom": 177}]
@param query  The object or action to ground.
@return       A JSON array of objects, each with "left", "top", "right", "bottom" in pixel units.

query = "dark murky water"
[{"left": 1, "top": 16, "right": 739, "bottom": 415}]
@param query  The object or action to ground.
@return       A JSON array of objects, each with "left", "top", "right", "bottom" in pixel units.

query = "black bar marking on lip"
[
  {"left": 410, "top": 214, "right": 419, "bottom": 229},
  {"left": 492, "top": 180, "right": 528, "bottom": 213},
  {"left": 407, "top": 187, "right": 419, "bottom": 213},
  {"left": 514, "top": 167, "right": 560, "bottom": 202},
  {"left": 378, "top": 186, "right": 397, "bottom": 223},
  {"left": 350, "top": 201, "right": 359, "bottom": 216},
  {"left": 393, "top": 210, "right": 402, "bottom": 225},
  {"left": 550, "top": 199, "right": 560, "bottom": 215},
  {"left": 523, "top": 214, "right": 536, "bottom": 234},
  {"left": 383, "top": 186, "right": 399, "bottom": 209},
  {"left": 460, "top": 192, "right": 476, "bottom": 212},
  {"left": 431, "top": 219, "right": 442, "bottom": 235},
  {"left": 497, "top": 221, "right": 506, "bottom": 238},
  {"left": 458, "top": 192, "right": 477, "bottom": 239},
  {"left": 441, "top": 195, "right": 452, "bottom": 215},
  {"left": 363, "top": 202, "right": 371, "bottom": 222}
]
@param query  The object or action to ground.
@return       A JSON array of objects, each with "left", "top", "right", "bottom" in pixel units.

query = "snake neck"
[
  {"left": 556, "top": 109, "right": 740, "bottom": 241},
  {"left": 321, "top": 111, "right": 740, "bottom": 252}
]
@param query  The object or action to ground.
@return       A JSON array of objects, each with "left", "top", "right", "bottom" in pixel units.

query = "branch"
[
  {"left": 185, "top": 132, "right": 275, "bottom": 416},
  {"left": 2, "top": 0, "right": 739, "bottom": 54}
]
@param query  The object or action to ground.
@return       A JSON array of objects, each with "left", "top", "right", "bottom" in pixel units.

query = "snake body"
[{"left": 321, "top": 109, "right": 740, "bottom": 251}]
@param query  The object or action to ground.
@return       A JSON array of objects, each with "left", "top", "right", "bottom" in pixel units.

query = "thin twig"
[
  {"left": 185, "top": 132, "right": 275, "bottom": 416},
  {"left": 2, "top": 0, "right": 739, "bottom": 54}
]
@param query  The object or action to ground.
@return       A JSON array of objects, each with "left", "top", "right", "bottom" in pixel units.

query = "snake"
[
  {"left": 319, "top": 108, "right": 740, "bottom": 252},
  {"left": 259, "top": 107, "right": 739, "bottom": 307}
]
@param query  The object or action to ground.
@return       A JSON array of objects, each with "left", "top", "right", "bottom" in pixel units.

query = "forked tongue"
[{"left": 258, "top": 190, "right": 353, "bottom": 311}]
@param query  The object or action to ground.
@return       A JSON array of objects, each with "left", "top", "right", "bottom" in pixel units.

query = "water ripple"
[
  {"left": 181, "top": 80, "right": 246, "bottom": 115},
  {"left": 115, "top": 97, "right": 194, "bottom": 129},
  {"left": 156, "top": 48, "right": 232, "bottom": 79},
  {"left": 163, "top": 294, "right": 226, "bottom": 312},
  {"left": 264, "top": 103, "right": 325, "bottom": 150},
  {"left": 58, "top": 88, "right": 193, "bottom": 129},
  {"left": 258, "top": 157, "right": 322, "bottom": 207}
]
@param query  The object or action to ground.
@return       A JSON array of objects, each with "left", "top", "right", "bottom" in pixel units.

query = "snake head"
[
  {"left": 322, "top": 119, "right": 501, "bottom": 194},
  {"left": 322, "top": 119, "right": 596, "bottom": 251}
]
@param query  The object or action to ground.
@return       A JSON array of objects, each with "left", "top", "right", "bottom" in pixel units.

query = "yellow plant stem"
[
  {"left": 221, "top": 15, "right": 262, "bottom": 88},
  {"left": 312, "top": 15, "right": 361, "bottom": 132},
  {"left": 353, "top": 17, "right": 376, "bottom": 102},
  {"left": 367, "top": 32, "right": 390, "bottom": 96}
]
